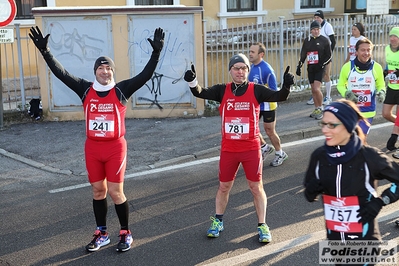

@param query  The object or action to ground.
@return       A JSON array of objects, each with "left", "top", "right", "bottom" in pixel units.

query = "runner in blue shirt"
[{"left": 248, "top": 42, "right": 288, "bottom": 166}]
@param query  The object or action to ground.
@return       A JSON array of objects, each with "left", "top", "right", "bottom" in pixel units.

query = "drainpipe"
[{"left": 199, "top": 0, "right": 203, "bottom": 20}]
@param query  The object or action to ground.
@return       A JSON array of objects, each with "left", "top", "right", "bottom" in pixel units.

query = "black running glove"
[
  {"left": 296, "top": 61, "right": 303, "bottom": 76},
  {"left": 184, "top": 64, "right": 197, "bottom": 87},
  {"left": 304, "top": 178, "right": 324, "bottom": 202},
  {"left": 282, "top": 66, "right": 294, "bottom": 89},
  {"left": 29, "top": 26, "right": 50, "bottom": 54},
  {"left": 148, "top": 27, "right": 165, "bottom": 53},
  {"left": 357, "top": 197, "right": 384, "bottom": 224},
  {"left": 184, "top": 64, "right": 196, "bottom": 82}
]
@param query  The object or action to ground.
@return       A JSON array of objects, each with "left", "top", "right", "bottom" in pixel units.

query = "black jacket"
[
  {"left": 304, "top": 145, "right": 399, "bottom": 241},
  {"left": 299, "top": 34, "right": 332, "bottom": 73}
]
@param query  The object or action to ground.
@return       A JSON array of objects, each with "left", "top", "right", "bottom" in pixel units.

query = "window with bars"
[
  {"left": 15, "top": 0, "right": 47, "bottom": 19},
  {"left": 135, "top": 0, "right": 173, "bottom": 4},
  {"left": 300, "top": 0, "right": 325, "bottom": 8},
  {"left": 227, "top": 0, "right": 257, "bottom": 12}
]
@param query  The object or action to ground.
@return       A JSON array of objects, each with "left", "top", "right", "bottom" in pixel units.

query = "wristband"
[{"left": 188, "top": 79, "right": 198, "bottom": 88}]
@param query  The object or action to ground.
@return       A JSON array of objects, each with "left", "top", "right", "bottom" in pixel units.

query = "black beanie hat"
[
  {"left": 228, "top": 53, "right": 250, "bottom": 70},
  {"left": 94, "top": 56, "right": 115, "bottom": 74},
  {"left": 310, "top": 21, "right": 321, "bottom": 30},
  {"left": 324, "top": 102, "right": 359, "bottom": 133},
  {"left": 314, "top": 10, "right": 324, "bottom": 19}
]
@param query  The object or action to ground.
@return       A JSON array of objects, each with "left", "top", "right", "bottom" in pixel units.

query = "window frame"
[
  {"left": 14, "top": 0, "right": 48, "bottom": 20},
  {"left": 293, "top": 0, "right": 334, "bottom": 15},
  {"left": 133, "top": 0, "right": 174, "bottom": 5},
  {"left": 300, "top": 0, "right": 325, "bottom": 9},
  {"left": 217, "top": 0, "right": 266, "bottom": 29},
  {"left": 226, "top": 0, "right": 257, "bottom": 12},
  {"left": 126, "top": 0, "right": 180, "bottom": 5}
]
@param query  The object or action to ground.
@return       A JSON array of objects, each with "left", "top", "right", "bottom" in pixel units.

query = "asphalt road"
[{"left": 1, "top": 122, "right": 398, "bottom": 266}]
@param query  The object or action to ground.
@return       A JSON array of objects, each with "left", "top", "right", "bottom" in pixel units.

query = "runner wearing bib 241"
[{"left": 29, "top": 26, "right": 165, "bottom": 253}]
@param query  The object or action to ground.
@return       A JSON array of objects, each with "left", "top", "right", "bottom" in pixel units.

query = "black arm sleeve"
[
  {"left": 329, "top": 34, "right": 336, "bottom": 52},
  {"left": 115, "top": 51, "right": 160, "bottom": 101},
  {"left": 299, "top": 39, "right": 308, "bottom": 65},
  {"left": 189, "top": 84, "right": 226, "bottom": 102},
  {"left": 364, "top": 146, "right": 399, "bottom": 204},
  {"left": 254, "top": 84, "right": 290, "bottom": 103},
  {"left": 41, "top": 50, "right": 92, "bottom": 100},
  {"left": 304, "top": 147, "right": 324, "bottom": 202}
]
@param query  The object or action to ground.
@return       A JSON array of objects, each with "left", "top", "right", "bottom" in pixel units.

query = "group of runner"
[{"left": 29, "top": 11, "right": 399, "bottom": 263}]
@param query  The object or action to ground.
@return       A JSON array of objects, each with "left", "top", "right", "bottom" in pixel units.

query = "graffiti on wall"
[
  {"left": 43, "top": 15, "right": 195, "bottom": 111},
  {"left": 129, "top": 16, "right": 195, "bottom": 110}
]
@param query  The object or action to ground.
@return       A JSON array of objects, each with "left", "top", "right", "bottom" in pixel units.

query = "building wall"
[
  {"left": 54, "top": 0, "right": 127, "bottom": 6},
  {"left": 31, "top": 6, "right": 205, "bottom": 121}
]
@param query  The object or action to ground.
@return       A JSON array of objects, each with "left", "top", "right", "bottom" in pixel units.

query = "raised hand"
[
  {"left": 282, "top": 66, "right": 294, "bottom": 88},
  {"left": 28, "top": 26, "right": 50, "bottom": 53},
  {"left": 184, "top": 64, "right": 196, "bottom": 82},
  {"left": 147, "top": 27, "right": 165, "bottom": 53}
]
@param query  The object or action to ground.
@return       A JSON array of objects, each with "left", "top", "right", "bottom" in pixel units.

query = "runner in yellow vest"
[{"left": 336, "top": 38, "right": 385, "bottom": 139}]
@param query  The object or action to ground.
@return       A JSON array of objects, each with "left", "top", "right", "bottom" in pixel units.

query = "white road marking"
[
  {"left": 48, "top": 157, "right": 220, "bottom": 193},
  {"left": 49, "top": 122, "right": 393, "bottom": 193},
  {"left": 200, "top": 209, "right": 399, "bottom": 266},
  {"left": 47, "top": 121, "right": 398, "bottom": 265}
]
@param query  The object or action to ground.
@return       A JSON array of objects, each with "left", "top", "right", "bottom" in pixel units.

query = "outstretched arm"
[
  {"left": 29, "top": 26, "right": 90, "bottom": 99},
  {"left": 184, "top": 63, "right": 224, "bottom": 101},
  {"left": 117, "top": 27, "right": 165, "bottom": 99}
]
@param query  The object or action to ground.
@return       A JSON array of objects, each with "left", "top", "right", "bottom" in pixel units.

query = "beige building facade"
[
  {"left": 13, "top": 1, "right": 343, "bottom": 30},
  {"left": 3, "top": 0, "right": 399, "bottom": 120}
]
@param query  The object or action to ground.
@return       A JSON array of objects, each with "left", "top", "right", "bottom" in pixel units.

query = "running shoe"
[
  {"left": 261, "top": 144, "right": 275, "bottom": 161},
  {"left": 310, "top": 108, "right": 323, "bottom": 120},
  {"left": 392, "top": 151, "right": 399, "bottom": 159},
  {"left": 85, "top": 229, "right": 110, "bottom": 252},
  {"left": 257, "top": 224, "right": 272, "bottom": 243},
  {"left": 270, "top": 152, "right": 288, "bottom": 167},
  {"left": 116, "top": 230, "right": 133, "bottom": 252},
  {"left": 323, "top": 97, "right": 332, "bottom": 105},
  {"left": 307, "top": 97, "right": 314, "bottom": 105},
  {"left": 207, "top": 216, "right": 224, "bottom": 237}
]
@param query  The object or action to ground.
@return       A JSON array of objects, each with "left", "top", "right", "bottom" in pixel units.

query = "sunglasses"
[
  {"left": 318, "top": 122, "right": 342, "bottom": 129},
  {"left": 231, "top": 66, "right": 248, "bottom": 71}
]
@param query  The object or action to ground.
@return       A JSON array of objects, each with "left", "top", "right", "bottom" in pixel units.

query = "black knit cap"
[
  {"left": 314, "top": 10, "right": 324, "bottom": 19},
  {"left": 94, "top": 56, "right": 115, "bottom": 74},
  {"left": 310, "top": 21, "right": 321, "bottom": 30},
  {"left": 324, "top": 102, "right": 359, "bottom": 133},
  {"left": 228, "top": 53, "right": 250, "bottom": 70}
]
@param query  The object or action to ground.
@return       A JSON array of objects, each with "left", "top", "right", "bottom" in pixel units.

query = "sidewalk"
[{"left": 0, "top": 89, "right": 386, "bottom": 176}]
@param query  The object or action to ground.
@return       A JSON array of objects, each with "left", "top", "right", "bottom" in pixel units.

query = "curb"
[
  {"left": 0, "top": 89, "right": 390, "bottom": 175},
  {"left": 0, "top": 148, "right": 73, "bottom": 175}
]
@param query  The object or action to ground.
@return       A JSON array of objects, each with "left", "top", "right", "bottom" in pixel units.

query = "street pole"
[{"left": 0, "top": 46, "right": 3, "bottom": 130}]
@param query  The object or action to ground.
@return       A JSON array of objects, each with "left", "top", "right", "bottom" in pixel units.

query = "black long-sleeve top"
[
  {"left": 40, "top": 50, "right": 160, "bottom": 104},
  {"left": 190, "top": 81, "right": 290, "bottom": 104},
  {"left": 299, "top": 35, "right": 332, "bottom": 73}
]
